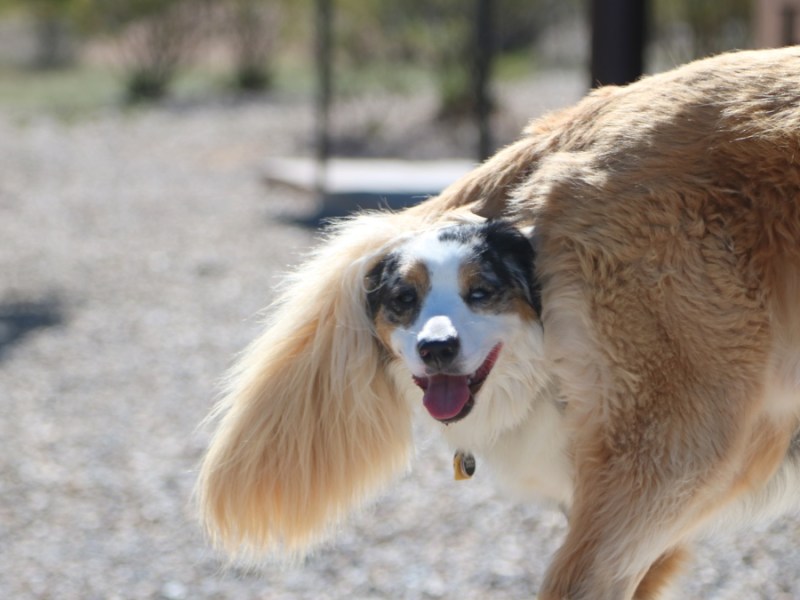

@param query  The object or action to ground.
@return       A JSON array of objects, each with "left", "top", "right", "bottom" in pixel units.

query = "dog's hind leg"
[
  {"left": 536, "top": 385, "right": 790, "bottom": 600},
  {"left": 533, "top": 260, "right": 790, "bottom": 599},
  {"left": 533, "top": 322, "right": 798, "bottom": 600}
]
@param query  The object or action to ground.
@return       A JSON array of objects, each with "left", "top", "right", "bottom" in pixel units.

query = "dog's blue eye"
[
  {"left": 391, "top": 289, "right": 417, "bottom": 309},
  {"left": 468, "top": 287, "right": 492, "bottom": 302}
]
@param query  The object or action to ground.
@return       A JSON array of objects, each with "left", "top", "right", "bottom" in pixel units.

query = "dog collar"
[{"left": 453, "top": 450, "right": 476, "bottom": 480}]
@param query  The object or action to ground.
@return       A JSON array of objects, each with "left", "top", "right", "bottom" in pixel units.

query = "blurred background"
[
  {"left": 0, "top": 0, "right": 783, "bottom": 156},
  {"left": 1, "top": 1, "right": 799, "bottom": 599}
]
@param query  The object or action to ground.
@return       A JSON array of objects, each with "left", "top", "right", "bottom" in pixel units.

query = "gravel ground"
[{"left": 1, "top": 72, "right": 798, "bottom": 600}]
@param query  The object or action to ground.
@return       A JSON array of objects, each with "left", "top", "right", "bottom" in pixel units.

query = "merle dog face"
[{"left": 366, "top": 220, "right": 540, "bottom": 423}]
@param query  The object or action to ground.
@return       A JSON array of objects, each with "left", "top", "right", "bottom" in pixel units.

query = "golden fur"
[{"left": 198, "top": 47, "right": 800, "bottom": 598}]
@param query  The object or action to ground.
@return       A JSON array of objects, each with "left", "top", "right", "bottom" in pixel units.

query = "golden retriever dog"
[{"left": 198, "top": 47, "right": 800, "bottom": 599}]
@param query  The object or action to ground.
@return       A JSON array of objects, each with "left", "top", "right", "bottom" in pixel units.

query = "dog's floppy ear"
[
  {"left": 483, "top": 220, "right": 542, "bottom": 317},
  {"left": 516, "top": 225, "right": 542, "bottom": 317},
  {"left": 197, "top": 213, "right": 418, "bottom": 560}
]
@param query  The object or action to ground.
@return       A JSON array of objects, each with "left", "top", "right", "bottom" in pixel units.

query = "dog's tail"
[{"left": 409, "top": 104, "right": 579, "bottom": 220}]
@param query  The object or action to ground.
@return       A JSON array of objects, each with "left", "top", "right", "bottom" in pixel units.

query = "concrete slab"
[{"left": 264, "top": 157, "right": 476, "bottom": 222}]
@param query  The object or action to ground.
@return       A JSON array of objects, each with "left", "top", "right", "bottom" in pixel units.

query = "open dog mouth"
[{"left": 412, "top": 344, "right": 502, "bottom": 424}]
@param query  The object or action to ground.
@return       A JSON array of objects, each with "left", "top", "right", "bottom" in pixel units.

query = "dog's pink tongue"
[{"left": 422, "top": 374, "right": 471, "bottom": 421}]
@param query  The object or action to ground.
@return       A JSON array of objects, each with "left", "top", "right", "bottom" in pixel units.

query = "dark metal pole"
[
  {"left": 782, "top": 7, "right": 797, "bottom": 46},
  {"left": 590, "top": 0, "right": 647, "bottom": 88},
  {"left": 315, "top": 0, "right": 333, "bottom": 194},
  {"left": 475, "top": 0, "right": 494, "bottom": 161}
]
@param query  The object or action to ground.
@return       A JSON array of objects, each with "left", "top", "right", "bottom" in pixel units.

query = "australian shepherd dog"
[{"left": 198, "top": 47, "right": 800, "bottom": 599}]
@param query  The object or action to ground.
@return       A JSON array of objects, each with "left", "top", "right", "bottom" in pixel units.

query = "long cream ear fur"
[
  {"left": 197, "top": 211, "right": 457, "bottom": 559},
  {"left": 197, "top": 128, "right": 542, "bottom": 560}
]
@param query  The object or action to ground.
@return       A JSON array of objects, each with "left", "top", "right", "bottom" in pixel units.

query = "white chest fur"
[{"left": 441, "top": 381, "right": 573, "bottom": 507}]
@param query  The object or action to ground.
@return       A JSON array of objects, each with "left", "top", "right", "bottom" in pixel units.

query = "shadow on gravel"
[
  {"left": 0, "top": 298, "right": 63, "bottom": 361},
  {"left": 277, "top": 193, "right": 431, "bottom": 229}
]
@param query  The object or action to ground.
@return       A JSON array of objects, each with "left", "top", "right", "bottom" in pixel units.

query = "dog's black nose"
[{"left": 417, "top": 336, "right": 460, "bottom": 370}]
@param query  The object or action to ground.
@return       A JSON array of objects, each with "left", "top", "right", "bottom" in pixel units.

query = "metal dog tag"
[{"left": 453, "top": 450, "right": 476, "bottom": 480}]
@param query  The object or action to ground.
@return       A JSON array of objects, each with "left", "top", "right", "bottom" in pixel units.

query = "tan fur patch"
[
  {"left": 511, "top": 296, "right": 539, "bottom": 322},
  {"left": 372, "top": 260, "right": 430, "bottom": 354},
  {"left": 402, "top": 260, "right": 431, "bottom": 295},
  {"left": 458, "top": 260, "right": 484, "bottom": 298}
]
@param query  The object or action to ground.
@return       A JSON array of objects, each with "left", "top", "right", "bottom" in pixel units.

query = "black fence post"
[
  {"left": 782, "top": 6, "right": 797, "bottom": 46},
  {"left": 590, "top": 0, "right": 647, "bottom": 88},
  {"left": 315, "top": 0, "right": 333, "bottom": 194},
  {"left": 475, "top": 0, "right": 494, "bottom": 161}
]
